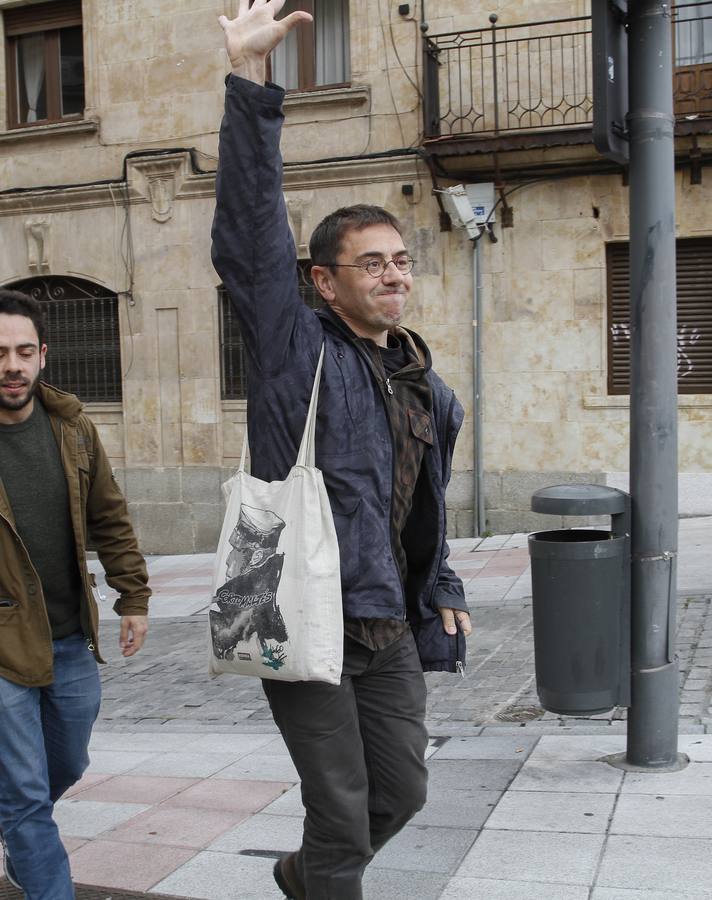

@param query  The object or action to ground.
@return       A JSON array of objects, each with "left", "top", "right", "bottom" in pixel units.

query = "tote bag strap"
[
  {"left": 295, "top": 343, "right": 326, "bottom": 468},
  {"left": 238, "top": 343, "right": 325, "bottom": 472},
  {"left": 238, "top": 428, "right": 248, "bottom": 473}
]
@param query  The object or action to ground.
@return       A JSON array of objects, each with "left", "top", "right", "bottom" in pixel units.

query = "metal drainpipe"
[{"left": 472, "top": 231, "right": 485, "bottom": 537}]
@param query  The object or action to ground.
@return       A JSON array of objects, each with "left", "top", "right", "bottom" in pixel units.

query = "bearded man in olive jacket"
[{"left": 0, "top": 289, "right": 150, "bottom": 899}]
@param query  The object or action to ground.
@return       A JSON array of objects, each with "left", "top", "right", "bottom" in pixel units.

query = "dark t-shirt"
[{"left": 0, "top": 402, "right": 82, "bottom": 638}]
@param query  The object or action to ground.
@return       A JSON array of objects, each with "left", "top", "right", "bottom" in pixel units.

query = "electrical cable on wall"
[
  {"left": 378, "top": 0, "right": 407, "bottom": 148},
  {"left": 387, "top": 0, "right": 423, "bottom": 101}
]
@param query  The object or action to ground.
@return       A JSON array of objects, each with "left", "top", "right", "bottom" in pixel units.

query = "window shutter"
[
  {"left": 4, "top": 0, "right": 82, "bottom": 36},
  {"left": 677, "top": 238, "right": 712, "bottom": 392},
  {"left": 607, "top": 238, "right": 712, "bottom": 394},
  {"left": 607, "top": 242, "right": 630, "bottom": 394}
]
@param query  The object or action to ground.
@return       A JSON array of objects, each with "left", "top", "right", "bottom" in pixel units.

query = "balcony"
[{"left": 422, "top": 2, "right": 712, "bottom": 177}]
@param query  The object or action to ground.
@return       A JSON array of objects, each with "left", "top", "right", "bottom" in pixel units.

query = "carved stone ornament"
[
  {"left": 147, "top": 176, "right": 175, "bottom": 223},
  {"left": 127, "top": 153, "right": 190, "bottom": 225},
  {"left": 25, "top": 219, "right": 50, "bottom": 273},
  {"left": 285, "top": 192, "right": 314, "bottom": 257}
]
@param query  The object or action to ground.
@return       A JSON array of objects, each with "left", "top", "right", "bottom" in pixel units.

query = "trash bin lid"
[{"left": 531, "top": 484, "right": 628, "bottom": 516}]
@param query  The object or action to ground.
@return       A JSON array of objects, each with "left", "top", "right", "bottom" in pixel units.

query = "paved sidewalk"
[
  {"left": 4, "top": 517, "right": 711, "bottom": 898},
  {"left": 53, "top": 731, "right": 712, "bottom": 899}
]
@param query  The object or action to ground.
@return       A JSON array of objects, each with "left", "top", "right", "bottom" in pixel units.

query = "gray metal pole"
[
  {"left": 472, "top": 236, "right": 485, "bottom": 536},
  {"left": 626, "top": 0, "right": 680, "bottom": 768}
]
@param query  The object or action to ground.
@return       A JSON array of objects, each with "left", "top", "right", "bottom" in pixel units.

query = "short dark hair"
[
  {"left": 0, "top": 289, "right": 46, "bottom": 345},
  {"left": 309, "top": 204, "right": 403, "bottom": 268}
]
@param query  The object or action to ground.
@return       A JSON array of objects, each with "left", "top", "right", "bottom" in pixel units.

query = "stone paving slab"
[
  {"left": 591, "top": 890, "right": 712, "bottom": 900},
  {"left": 619, "top": 761, "right": 712, "bottom": 795},
  {"left": 207, "top": 812, "right": 302, "bottom": 854},
  {"left": 485, "top": 789, "right": 615, "bottom": 833},
  {"left": 596, "top": 835, "right": 712, "bottom": 895},
  {"left": 456, "top": 829, "right": 605, "bottom": 886},
  {"left": 361, "top": 869, "right": 447, "bottom": 900},
  {"left": 431, "top": 734, "right": 538, "bottom": 760},
  {"left": 105, "top": 805, "right": 248, "bottom": 849},
  {"left": 508, "top": 758, "right": 624, "bottom": 793},
  {"left": 370, "top": 823, "right": 477, "bottom": 874},
  {"left": 409, "top": 787, "right": 501, "bottom": 829},
  {"left": 69, "top": 840, "right": 196, "bottom": 894},
  {"left": 611, "top": 793, "right": 712, "bottom": 839},
  {"left": 151, "top": 850, "right": 276, "bottom": 900},
  {"left": 54, "top": 800, "right": 150, "bottom": 839},
  {"left": 440, "top": 878, "right": 590, "bottom": 900}
]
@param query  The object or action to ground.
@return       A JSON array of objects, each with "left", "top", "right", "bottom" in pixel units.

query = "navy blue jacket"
[{"left": 211, "top": 75, "right": 467, "bottom": 673}]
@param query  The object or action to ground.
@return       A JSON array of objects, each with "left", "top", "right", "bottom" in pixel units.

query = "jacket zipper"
[
  {"left": 56, "top": 417, "right": 98, "bottom": 655},
  {"left": 368, "top": 349, "right": 406, "bottom": 620},
  {"left": 332, "top": 333, "right": 425, "bottom": 622}
]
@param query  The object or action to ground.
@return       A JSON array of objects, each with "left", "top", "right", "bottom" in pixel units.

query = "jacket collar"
[
  {"left": 35, "top": 382, "right": 83, "bottom": 423},
  {"left": 316, "top": 306, "right": 432, "bottom": 372}
]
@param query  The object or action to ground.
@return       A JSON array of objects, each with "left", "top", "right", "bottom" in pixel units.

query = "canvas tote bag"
[{"left": 207, "top": 346, "right": 343, "bottom": 684}]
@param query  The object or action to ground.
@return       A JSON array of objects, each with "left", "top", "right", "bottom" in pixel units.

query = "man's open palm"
[{"left": 219, "top": 0, "right": 312, "bottom": 71}]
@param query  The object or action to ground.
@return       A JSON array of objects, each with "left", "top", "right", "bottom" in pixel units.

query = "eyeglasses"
[{"left": 325, "top": 256, "right": 416, "bottom": 278}]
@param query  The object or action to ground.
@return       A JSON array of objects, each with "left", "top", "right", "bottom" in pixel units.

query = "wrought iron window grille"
[{"left": 6, "top": 276, "right": 122, "bottom": 403}]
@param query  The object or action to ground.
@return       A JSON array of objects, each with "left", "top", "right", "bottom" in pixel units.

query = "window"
[
  {"left": 673, "top": 2, "right": 712, "bottom": 116},
  {"left": 606, "top": 239, "right": 712, "bottom": 394},
  {"left": 219, "top": 262, "right": 324, "bottom": 400},
  {"left": 6, "top": 276, "right": 121, "bottom": 402},
  {"left": 270, "top": 0, "right": 350, "bottom": 91},
  {"left": 4, "top": 0, "right": 84, "bottom": 129}
]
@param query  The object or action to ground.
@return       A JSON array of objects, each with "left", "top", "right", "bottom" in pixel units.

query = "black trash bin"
[{"left": 528, "top": 484, "right": 631, "bottom": 716}]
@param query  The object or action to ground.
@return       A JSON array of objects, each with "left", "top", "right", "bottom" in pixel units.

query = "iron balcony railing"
[{"left": 423, "top": 2, "right": 712, "bottom": 140}]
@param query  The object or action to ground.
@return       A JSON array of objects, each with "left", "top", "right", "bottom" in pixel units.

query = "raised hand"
[{"left": 219, "top": 0, "right": 312, "bottom": 83}]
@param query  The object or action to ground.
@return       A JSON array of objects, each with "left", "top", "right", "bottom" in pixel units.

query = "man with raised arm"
[{"left": 212, "top": 3, "right": 471, "bottom": 897}]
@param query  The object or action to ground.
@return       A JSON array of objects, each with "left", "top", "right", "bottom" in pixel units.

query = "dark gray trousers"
[{"left": 262, "top": 630, "right": 429, "bottom": 900}]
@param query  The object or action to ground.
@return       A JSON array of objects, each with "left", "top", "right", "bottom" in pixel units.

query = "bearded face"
[{"left": 0, "top": 313, "right": 46, "bottom": 424}]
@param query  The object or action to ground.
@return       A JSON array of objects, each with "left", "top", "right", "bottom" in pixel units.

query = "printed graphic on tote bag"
[{"left": 209, "top": 504, "right": 288, "bottom": 671}]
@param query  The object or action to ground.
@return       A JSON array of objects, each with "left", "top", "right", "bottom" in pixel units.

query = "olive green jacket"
[{"left": 0, "top": 382, "right": 150, "bottom": 687}]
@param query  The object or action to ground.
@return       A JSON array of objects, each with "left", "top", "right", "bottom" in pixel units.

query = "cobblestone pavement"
[{"left": 94, "top": 520, "right": 712, "bottom": 736}]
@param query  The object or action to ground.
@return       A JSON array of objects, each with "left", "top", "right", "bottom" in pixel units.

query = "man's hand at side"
[
  {"left": 439, "top": 607, "right": 472, "bottom": 637},
  {"left": 219, "top": 0, "right": 312, "bottom": 84},
  {"left": 119, "top": 615, "right": 148, "bottom": 657}
]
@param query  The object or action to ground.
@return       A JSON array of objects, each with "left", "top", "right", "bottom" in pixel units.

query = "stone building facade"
[{"left": 0, "top": 0, "right": 710, "bottom": 551}]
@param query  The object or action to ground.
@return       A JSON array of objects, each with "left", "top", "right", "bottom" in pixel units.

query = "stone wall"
[{"left": 472, "top": 167, "right": 712, "bottom": 533}]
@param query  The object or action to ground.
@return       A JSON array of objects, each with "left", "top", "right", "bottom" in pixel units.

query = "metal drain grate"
[
  {"left": 494, "top": 705, "right": 545, "bottom": 722},
  {"left": 0, "top": 879, "right": 191, "bottom": 900}
]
